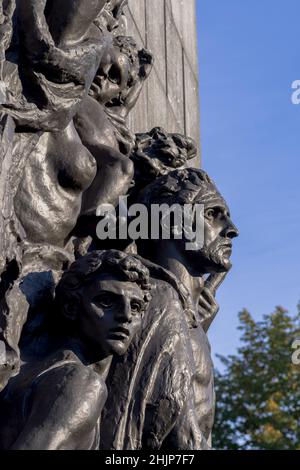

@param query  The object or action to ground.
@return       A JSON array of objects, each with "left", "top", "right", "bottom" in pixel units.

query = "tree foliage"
[{"left": 213, "top": 305, "right": 300, "bottom": 449}]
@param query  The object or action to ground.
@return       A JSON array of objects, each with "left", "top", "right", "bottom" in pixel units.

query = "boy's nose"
[{"left": 116, "top": 298, "right": 132, "bottom": 323}]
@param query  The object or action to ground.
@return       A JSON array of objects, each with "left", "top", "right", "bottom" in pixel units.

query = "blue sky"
[{"left": 196, "top": 0, "right": 300, "bottom": 367}]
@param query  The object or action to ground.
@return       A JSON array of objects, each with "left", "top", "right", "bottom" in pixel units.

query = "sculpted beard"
[{"left": 201, "top": 237, "right": 232, "bottom": 271}]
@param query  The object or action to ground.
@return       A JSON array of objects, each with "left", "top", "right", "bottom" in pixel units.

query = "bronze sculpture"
[
  {"left": 0, "top": 250, "right": 151, "bottom": 450},
  {"left": 0, "top": 0, "right": 239, "bottom": 450},
  {"left": 136, "top": 168, "right": 238, "bottom": 447}
]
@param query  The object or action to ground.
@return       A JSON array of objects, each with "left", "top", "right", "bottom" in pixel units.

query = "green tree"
[{"left": 213, "top": 305, "right": 300, "bottom": 449}]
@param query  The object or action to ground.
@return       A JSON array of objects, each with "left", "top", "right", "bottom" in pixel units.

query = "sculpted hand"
[{"left": 198, "top": 287, "right": 219, "bottom": 333}]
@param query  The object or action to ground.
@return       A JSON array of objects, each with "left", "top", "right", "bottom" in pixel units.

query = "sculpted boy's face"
[
  {"left": 79, "top": 275, "right": 146, "bottom": 356},
  {"left": 90, "top": 45, "right": 138, "bottom": 105}
]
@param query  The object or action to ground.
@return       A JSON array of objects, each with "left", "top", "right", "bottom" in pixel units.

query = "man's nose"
[{"left": 223, "top": 217, "right": 239, "bottom": 239}]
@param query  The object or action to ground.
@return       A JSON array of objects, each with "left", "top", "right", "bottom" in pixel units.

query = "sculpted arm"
[
  {"left": 45, "top": 0, "right": 107, "bottom": 45},
  {"left": 11, "top": 364, "right": 106, "bottom": 450},
  {"left": 17, "top": 0, "right": 106, "bottom": 85},
  {"left": 74, "top": 102, "right": 133, "bottom": 213},
  {"left": 162, "top": 392, "right": 211, "bottom": 450}
]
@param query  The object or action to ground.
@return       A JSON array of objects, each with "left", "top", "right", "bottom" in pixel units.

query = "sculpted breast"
[
  {"left": 49, "top": 121, "right": 97, "bottom": 192},
  {"left": 14, "top": 123, "right": 97, "bottom": 245}
]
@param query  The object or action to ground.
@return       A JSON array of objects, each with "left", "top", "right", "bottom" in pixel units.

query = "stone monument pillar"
[{"left": 126, "top": 0, "right": 200, "bottom": 166}]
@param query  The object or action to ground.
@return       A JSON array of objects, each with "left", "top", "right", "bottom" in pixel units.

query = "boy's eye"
[
  {"left": 94, "top": 293, "right": 114, "bottom": 308},
  {"left": 130, "top": 301, "right": 142, "bottom": 314}
]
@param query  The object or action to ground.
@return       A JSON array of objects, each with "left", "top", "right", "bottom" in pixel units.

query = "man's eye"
[{"left": 205, "top": 208, "right": 216, "bottom": 220}]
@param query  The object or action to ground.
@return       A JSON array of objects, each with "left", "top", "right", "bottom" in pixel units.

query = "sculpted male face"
[
  {"left": 79, "top": 275, "right": 146, "bottom": 356},
  {"left": 140, "top": 170, "right": 239, "bottom": 276},
  {"left": 196, "top": 193, "right": 239, "bottom": 273}
]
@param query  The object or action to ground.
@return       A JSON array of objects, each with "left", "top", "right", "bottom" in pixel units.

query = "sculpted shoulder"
[
  {"left": 150, "top": 278, "right": 183, "bottom": 306},
  {"left": 74, "top": 96, "right": 118, "bottom": 151}
]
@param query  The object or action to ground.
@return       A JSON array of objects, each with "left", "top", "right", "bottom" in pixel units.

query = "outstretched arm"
[
  {"left": 17, "top": 0, "right": 106, "bottom": 84},
  {"left": 46, "top": 0, "right": 107, "bottom": 46}
]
